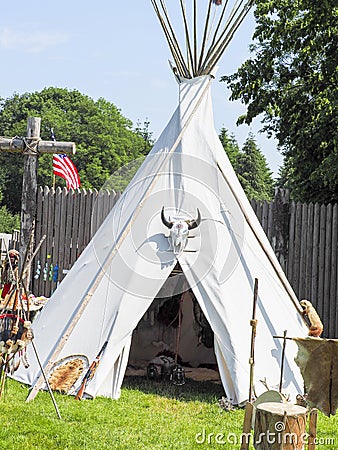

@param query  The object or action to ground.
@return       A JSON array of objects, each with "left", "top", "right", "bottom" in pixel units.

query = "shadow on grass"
[{"left": 122, "top": 375, "right": 225, "bottom": 404}]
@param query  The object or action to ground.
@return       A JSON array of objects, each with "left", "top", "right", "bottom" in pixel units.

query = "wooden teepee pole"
[
  {"left": 152, "top": 0, "right": 191, "bottom": 78},
  {"left": 202, "top": 0, "right": 253, "bottom": 74},
  {"left": 151, "top": 0, "right": 184, "bottom": 75},
  {"left": 193, "top": 0, "right": 198, "bottom": 75},
  {"left": 197, "top": 0, "right": 213, "bottom": 73},
  {"left": 198, "top": 0, "right": 229, "bottom": 73},
  {"left": 179, "top": 0, "right": 194, "bottom": 76},
  {"left": 249, "top": 278, "right": 258, "bottom": 402}
]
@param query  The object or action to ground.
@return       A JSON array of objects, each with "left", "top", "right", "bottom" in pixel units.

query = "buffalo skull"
[{"left": 161, "top": 207, "right": 201, "bottom": 255}]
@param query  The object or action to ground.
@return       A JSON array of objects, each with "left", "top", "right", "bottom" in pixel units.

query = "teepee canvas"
[{"left": 13, "top": 0, "right": 308, "bottom": 405}]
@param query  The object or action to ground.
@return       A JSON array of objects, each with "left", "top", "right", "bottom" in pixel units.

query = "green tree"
[
  {"left": 237, "top": 134, "right": 274, "bottom": 201},
  {"left": 134, "top": 119, "right": 154, "bottom": 150},
  {"left": 219, "top": 127, "right": 241, "bottom": 171},
  {"left": 219, "top": 129, "right": 274, "bottom": 200},
  {"left": 222, "top": 0, "right": 338, "bottom": 203},
  {"left": 0, "top": 88, "right": 153, "bottom": 213},
  {"left": 0, "top": 189, "right": 20, "bottom": 233},
  {"left": 0, "top": 206, "right": 20, "bottom": 233}
]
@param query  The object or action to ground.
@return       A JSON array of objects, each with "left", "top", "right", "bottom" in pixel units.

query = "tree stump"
[
  {"left": 252, "top": 390, "right": 286, "bottom": 429},
  {"left": 254, "top": 402, "right": 307, "bottom": 450}
]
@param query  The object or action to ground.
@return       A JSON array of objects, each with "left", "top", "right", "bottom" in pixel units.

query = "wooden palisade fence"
[
  {"left": 31, "top": 187, "right": 337, "bottom": 338},
  {"left": 32, "top": 186, "right": 120, "bottom": 298},
  {"left": 251, "top": 189, "right": 338, "bottom": 339}
]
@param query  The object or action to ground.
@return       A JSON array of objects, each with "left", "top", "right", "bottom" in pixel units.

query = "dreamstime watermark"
[{"left": 195, "top": 422, "right": 335, "bottom": 446}]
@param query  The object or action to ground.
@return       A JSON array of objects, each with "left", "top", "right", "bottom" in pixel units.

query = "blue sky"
[{"left": 1, "top": 1, "right": 282, "bottom": 176}]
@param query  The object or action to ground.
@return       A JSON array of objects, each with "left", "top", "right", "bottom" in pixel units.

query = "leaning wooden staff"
[{"left": 241, "top": 278, "right": 258, "bottom": 450}]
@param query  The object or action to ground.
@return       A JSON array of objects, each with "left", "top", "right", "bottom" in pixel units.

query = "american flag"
[
  {"left": 53, "top": 154, "right": 81, "bottom": 189},
  {"left": 51, "top": 128, "right": 80, "bottom": 189}
]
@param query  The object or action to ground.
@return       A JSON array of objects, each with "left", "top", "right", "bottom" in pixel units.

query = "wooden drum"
[{"left": 254, "top": 402, "right": 308, "bottom": 450}]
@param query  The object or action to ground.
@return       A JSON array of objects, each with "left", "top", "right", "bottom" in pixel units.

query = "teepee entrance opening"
[{"left": 126, "top": 264, "right": 220, "bottom": 385}]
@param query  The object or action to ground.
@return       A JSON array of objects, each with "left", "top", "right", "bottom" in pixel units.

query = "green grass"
[{"left": 0, "top": 377, "right": 337, "bottom": 449}]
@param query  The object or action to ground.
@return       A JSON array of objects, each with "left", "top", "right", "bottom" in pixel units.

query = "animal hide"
[
  {"left": 48, "top": 358, "right": 86, "bottom": 393},
  {"left": 294, "top": 337, "right": 338, "bottom": 416}
]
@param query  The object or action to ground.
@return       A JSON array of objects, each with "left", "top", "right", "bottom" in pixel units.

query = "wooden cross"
[{"left": 0, "top": 117, "right": 76, "bottom": 287}]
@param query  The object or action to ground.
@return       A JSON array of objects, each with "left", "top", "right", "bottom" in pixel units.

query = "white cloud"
[{"left": 0, "top": 27, "right": 70, "bottom": 53}]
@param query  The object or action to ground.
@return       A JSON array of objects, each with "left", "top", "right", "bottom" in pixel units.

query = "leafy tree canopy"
[
  {"left": 220, "top": 128, "right": 274, "bottom": 201},
  {"left": 222, "top": 0, "right": 338, "bottom": 203},
  {"left": 0, "top": 87, "right": 153, "bottom": 213}
]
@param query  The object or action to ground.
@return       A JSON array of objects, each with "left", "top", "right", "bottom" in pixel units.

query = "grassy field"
[{"left": 0, "top": 376, "right": 337, "bottom": 449}]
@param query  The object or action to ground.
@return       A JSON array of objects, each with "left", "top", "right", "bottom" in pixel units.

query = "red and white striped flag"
[{"left": 53, "top": 154, "right": 81, "bottom": 189}]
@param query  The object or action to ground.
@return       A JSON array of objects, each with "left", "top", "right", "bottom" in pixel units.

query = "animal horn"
[
  {"left": 161, "top": 207, "right": 173, "bottom": 229},
  {"left": 187, "top": 208, "right": 201, "bottom": 230}
]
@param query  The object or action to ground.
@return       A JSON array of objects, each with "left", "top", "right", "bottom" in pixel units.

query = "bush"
[{"left": 0, "top": 206, "right": 20, "bottom": 233}]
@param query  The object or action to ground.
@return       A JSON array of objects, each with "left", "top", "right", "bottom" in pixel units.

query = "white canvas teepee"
[{"left": 13, "top": 0, "right": 308, "bottom": 405}]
